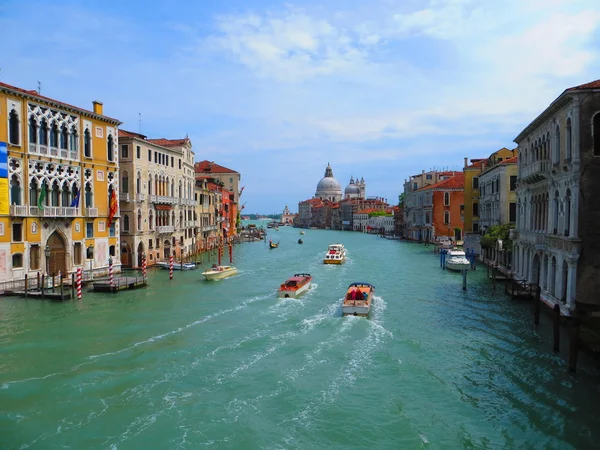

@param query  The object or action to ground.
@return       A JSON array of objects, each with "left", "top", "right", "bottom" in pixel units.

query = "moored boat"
[
  {"left": 445, "top": 248, "right": 471, "bottom": 271},
  {"left": 202, "top": 264, "right": 238, "bottom": 280},
  {"left": 277, "top": 273, "right": 312, "bottom": 298},
  {"left": 323, "top": 243, "right": 347, "bottom": 264},
  {"left": 156, "top": 261, "right": 197, "bottom": 271},
  {"left": 342, "top": 282, "right": 375, "bottom": 317}
]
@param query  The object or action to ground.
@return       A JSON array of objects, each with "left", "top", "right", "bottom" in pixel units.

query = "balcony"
[
  {"left": 27, "top": 143, "right": 79, "bottom": 161},
  {"left": 135, "top": 193, "right": 146, "bottom": 202},
  {"left": 29, "top": 206, "right": 79, "bottom": 217},
  {"left": 184, "top": 221, "right": 196, "bottom": 228},
  {"left": 120, "top": 193, "right": 130, "bottom": 202},
  {"left": 156, "top": 225, "right": 174, "bottom": 234},
  {"left": 520, "top": 159, "right": 551, "bottom": 185},
  {"left": 85, "top": 207, "right": 99, "bottom": 217},
  {"left": 10, "top": 205, "right": 29, "bottom": 216},
  {"left": 547, "top": 234, "right": 581, "bottom": 254},
  {"left": 149, "top": 195, "right": 177, "bottom": 204},
  {"left": 202, "top": 225, "right": 217, "bottom": 232},
  {"left": 517, "top": 230, "right": 547, "bottom": 250}
]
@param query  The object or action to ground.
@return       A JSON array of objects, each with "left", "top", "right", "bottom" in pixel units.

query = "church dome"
[
  {"left": 315, "top": 163, "right": 342, "bottom": 201},
  {"left": 345, "top": 184, "right": 360, "bottom": 195}
]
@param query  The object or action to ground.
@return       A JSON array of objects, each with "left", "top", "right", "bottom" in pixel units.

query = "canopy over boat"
[{"left": 348, "top": 282, "right": 375, "bottom": 289}]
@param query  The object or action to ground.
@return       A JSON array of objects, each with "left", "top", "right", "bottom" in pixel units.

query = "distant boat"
[
  {"left": 300, "top": 231, "right": 305, "bottom": 235},
  {"left": 323, "top": 243, "right": 347, "bottom": 264},
  {"left": 269, "top": 241, "right": 279, "bottom": 249},
  {"left": 156, "top": 261, "right": 197, "bottom": 271},
  {"left": 298, "top": 239, "right": 303, "bottom": 244}
]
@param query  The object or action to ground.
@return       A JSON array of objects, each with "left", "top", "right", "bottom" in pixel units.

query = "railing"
[
  {"left": 184, "top": 221, "right": 196, "bottom": 228},
  {"left": 29, "top": 206, "right": 79, "bottom": 217},
  {"left": 517, "top": 230, "right": 547, "bottom": 246},
  {"left": 10, "top": 205, "right": 29, "bottom": 216},
  {"left": 156, "top": 225, "right": 174, "bottom": 234},
  {"left": 202, "top": 225, "right": 218, "bottom": 231},
  {"left": 120, "top": 193, "right": 130, "bottom": 202},
  {"left": 85, "top": 207, "right": 99, "bottom": 217},
  {"left": 135, "top": 193, "right": 146, "bottom": 202},
  {"left": 150, "top": 195, "right": 177, "bottom": 204},
  {"left": 27, "top": 143, "right": 79, "bottom": 161},
  {"left": 520, "top": 159, "right": 550, "bottom": 182}
]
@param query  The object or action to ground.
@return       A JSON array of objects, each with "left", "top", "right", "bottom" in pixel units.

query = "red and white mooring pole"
[
  {"left": 169, "top": 255, "right": 174, "bottom": 279},
  {"left": 109, "top": 257, "right": 114, "bottom": 288},
  {"left": 76, "top": 267, "right": 82, "bottom": 299},
  {"left": 142, "top": 253, "right": 147, "bottom": 280}
]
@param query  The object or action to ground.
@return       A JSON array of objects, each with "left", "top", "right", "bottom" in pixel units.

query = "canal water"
[{"left": 2, "top": 223, "right": 600, "bottom": 449}]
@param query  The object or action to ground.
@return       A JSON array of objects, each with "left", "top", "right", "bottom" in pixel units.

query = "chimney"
[
  {"left": 463, "top": 157, "right": 468, "bottom": 168},
  {"left": 93, "top": 101, "right": 104, "bottom": 115}
]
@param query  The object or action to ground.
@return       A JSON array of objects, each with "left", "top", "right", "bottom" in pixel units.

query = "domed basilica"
[{"left": 315, "top": 163, "right": 365, "bottom": 202}]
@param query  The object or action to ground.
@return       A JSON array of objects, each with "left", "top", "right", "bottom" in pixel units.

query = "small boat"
[
  {"left": 323, "top": 243, "right": 347, "bottom": 264},
  {"left": 202, "top": 265, "right": 238, "bottom": 281},
  {"left": 278, "top": 273, "right": 312, "bottom": 298},
  {"left": 342, "top": 282, "right": 375, "bottom": 317},
  {"left": 445, "top": 248, "right": 471, "bottom": 271},
  {"left": 156, "top": 261, "right": 197, "bottom": 271},
  {"left": 300, "top": 231, "right": 305, "bottom": 235},
  {"left": 298, "top": 239, "right": 303, "bottom": 244},
  {"left": 269, "top": 240, "right": 279, "bottom": 249}
]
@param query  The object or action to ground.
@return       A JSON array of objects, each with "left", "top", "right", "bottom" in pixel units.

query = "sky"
[{"left": 1, "top": 0, "right": 600, "bottom": 214}]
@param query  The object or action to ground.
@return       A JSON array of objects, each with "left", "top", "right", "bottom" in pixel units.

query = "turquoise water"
[{"left": 2, "top": 223, "right": 600, "bottom": 449}]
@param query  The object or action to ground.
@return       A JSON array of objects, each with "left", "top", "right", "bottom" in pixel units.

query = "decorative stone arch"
[
  {"left": 121, "top": 241, "right": 132, "bottom": 268},
  {"left": 137, "top": 240, "right": 145, "bottom": 267}
]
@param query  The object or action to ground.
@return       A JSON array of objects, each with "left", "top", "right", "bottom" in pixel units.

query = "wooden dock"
[
  {"left": 92, "top": 276, "right": 147, "bottom": 293},
  {"left": 1, "top": 289, "right": 72, "bottom": 301}
]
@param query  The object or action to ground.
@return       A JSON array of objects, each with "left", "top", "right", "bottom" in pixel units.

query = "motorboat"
[
  {"left": 323, "top": 243, "right": 347, "bottom": 264},
  {"left": 445, "top": 248, "right": 471, "bottom": 271},
  {"left": 156, "top": 261, "right": 197, "bottom": 271},
  {"left": 269, "top": 240, "right": 279, "bottom": 249},
  {"left": 277, "top": 273, "right": 312, "bottom": 298},
  {"left": 342, "top": 282, "right": 375, "bottom": 317},
  {"left": 300, "top": 231, "right": 305, "bottom": 235},
  {"left": 202, "top": 265, "right": 238, "bottom": 280}
]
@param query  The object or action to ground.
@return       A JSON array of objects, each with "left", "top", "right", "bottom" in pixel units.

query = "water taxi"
[
  {"left": 342, "top": 282, "right": 375, "bottom": 317},
  {"left": 156, "top": 261, "right": 197, "bottom": 271},
  {"left": 323, "top": 243, "right": 347, "bottom": 264},
  {"left": 445, "top": 248, "right": 471, "bottom": 271},
  {"left": 202, "top": 265, "right": 238, "bottom": 281},
  {"left": 277, "top": 273, "right": 312, "bottom": 298}
]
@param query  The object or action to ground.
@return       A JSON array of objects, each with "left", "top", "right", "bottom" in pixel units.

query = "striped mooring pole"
[
  {"left": 142, "top": 254, "right": 147, "bottom": 280},
  {"left": 76, "top": 267, "right": 82, "bottom": 299},
  {"left": 109, "top": 257, "right": 114, "bottom": 288},
  {"left": 169, "top": 255, "right": 174, "bottom": 280}
]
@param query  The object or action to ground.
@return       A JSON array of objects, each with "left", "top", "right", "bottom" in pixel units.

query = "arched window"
[
  {"left": 443, "top": 192, "right": 450, "bottom": 206},
  {"left": 39, "top": 119, "right": 48, "bottom": 146},
  {"left": 121, "top": 170, "right": 129, "bottom": 194},
  {"left": 566, "top": 118, "right": 572, "bottom": 160},
  {"left": 594, "top": 113, "right": 600, "bottom": 157},
  {"left": 61, "top": 183, "right": 70, "bottom": 207},
  {"left": 123, "top": 214, "right": 130, "bottom": 232},
  {"left": 553, "top": 191, "right": 559, "bottom": 233},
  {"left": 39, "top": 180, "right": 48, "bottom": 208},
  {"left": 70, "top": 125, "right": 78, "bottom": 152},
  {"left": 51, "top": 180, "right": 60, "bottom": 206},
  {"left": 564, "top": 189, "right": 571, "bottom": 237},
  {"left": 60, "top": 124, "right": 68, "bottom": 149},
  {"left": 85, "top": 182, "right": 93, "bottom": 208},
  {"left": 29, "top": 116, "right": 37, "bottom": 144},
  {"left": 10, "top": 175, "right": 21, "bottom": 205},
  {"left": 84, "top": 128, "right": 91, "bottom": 157},
  {"left": 71, "top": 185, "right": 79, "bottom": 207},
  {"left": 29, "top": 179, "right": 39, "bottom": 206},
  {"left": 107, "top": 134, "right": 114, "bottom": 162},
  {"left": 149, "top": 210, "right": 154, "bottom": 230},
  {"left": 49, "top": 122, "right": 58, "bottom": 148},
  {"left": 137, "top": 209, "right": 142, "bottom": 231},
  {"left": 554, "top": 125, "right": 560, "bottom": 163},
  {"left": 9, "top": 109, "right": 20, "bottom": 145},
  {"left": 136, "top": 172, "right": 141, "bottom": 194},
  {"left": 148, "top": 177, "right": 152, "bottom": 195},
  {"left": 444, "top": 211, "right": 450, "bottom": 224}
]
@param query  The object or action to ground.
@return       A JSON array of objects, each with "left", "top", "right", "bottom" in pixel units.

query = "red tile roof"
[
  {"left": 500, "top": 155, "right": 518, "bottom": 164},
  {"left": 418, "top": 173, "right": 465, "bottom": 191},
  {"left": 118, "top": 129, "right": 146, "bottom": 139},
  {"left": 195, "top": 160, "right": 239, "bottom": 175},
  {"left": 0, "top": 81, "right": 121, "bottom": 124},
  {"left": 567, "top": 79, "right": 600, "bottom": 91},
  {"left": 147, "top": 137, "right": 190, "bottom": 147}
]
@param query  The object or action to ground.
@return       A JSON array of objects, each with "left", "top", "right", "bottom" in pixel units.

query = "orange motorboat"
[{"left": 278, "top": 273, "right": 312, "bottom": 298}]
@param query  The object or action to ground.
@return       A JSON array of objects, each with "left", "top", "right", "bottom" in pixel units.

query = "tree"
[
  {"left": 480, "top": 224, "right": 515, "bottom": 249},
  {"left": 398, "top": 193, "right": 405, "bottom": 207}
]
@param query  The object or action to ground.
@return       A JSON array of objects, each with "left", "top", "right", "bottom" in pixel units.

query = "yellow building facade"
[
  {"left": 462, "top": 147, "right": 517, "bottom": 233},
  {"left": 0, "top": 82, "right": 121, "bottom": 283}
]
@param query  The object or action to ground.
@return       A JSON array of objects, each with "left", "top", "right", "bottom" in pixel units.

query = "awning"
[{"left": 155, "top": 205, "right": 173, "bottom": 211}]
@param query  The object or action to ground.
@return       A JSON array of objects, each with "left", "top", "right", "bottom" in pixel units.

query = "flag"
[
  {"left": 37, "top": 183, "right": 47, "bottom": 210},
  {"left": 238, "top": 186, "right": 245, "bottom": 197},
  {"left": 70, "top": 190, "right": 80, "bottom": 208},
  {"left": 107, "top": 190, "right": 118, "bottom": 228}
]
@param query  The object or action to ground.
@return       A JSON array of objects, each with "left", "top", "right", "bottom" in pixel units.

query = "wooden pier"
[{"left": 92, "top": 276, "right": 147, "bottom": 293}]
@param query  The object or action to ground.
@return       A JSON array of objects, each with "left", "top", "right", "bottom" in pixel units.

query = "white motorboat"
[
  {"left": 202, "top": 265, "right": 238, "bottom": 280},
  {"left": 156, "top": 261, "right": 197, "bottom": 271},
  {"left": 445, "top": 248, "right": 471, "bottom": 271},
  {"left": 323, "top": 243, "right": 347, "bottom": 264}
]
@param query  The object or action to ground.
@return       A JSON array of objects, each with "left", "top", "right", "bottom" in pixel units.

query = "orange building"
[{"left": 418, "top": 173, "right": 465, "bottom": 242}]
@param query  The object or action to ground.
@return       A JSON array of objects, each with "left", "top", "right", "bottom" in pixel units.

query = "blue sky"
[{"left": 2, "top": 0, "right": 600, "bottom": 213}]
